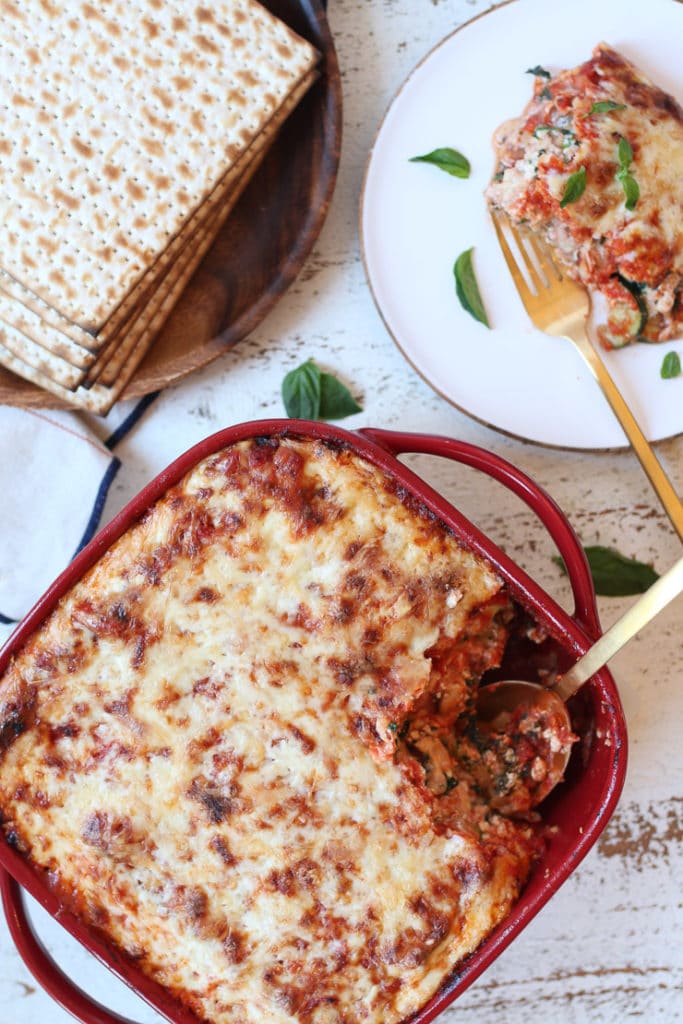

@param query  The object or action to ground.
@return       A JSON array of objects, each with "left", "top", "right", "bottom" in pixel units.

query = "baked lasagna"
[
  {"left": 486, "top": 44, "right": 683, "bottom": 348},
  {"left": 0, "top": 435, "right": 550, "bottom": 1024}
]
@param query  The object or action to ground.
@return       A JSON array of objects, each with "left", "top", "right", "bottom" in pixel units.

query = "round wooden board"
[{"left": 0, "top": 0, "right": 341, "bottom": 411}]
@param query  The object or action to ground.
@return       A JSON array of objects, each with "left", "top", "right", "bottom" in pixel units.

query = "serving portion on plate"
[
  {"left": 0, "top": 0, "right": 341, "bottom": 412},
  {"left": 487, "top": 43, "right": 683, "bottom": 351},
  {"left": 361, "top": 0, "right": 683, "bottom": 449},
  {"left": 0, "top": 422, "right": 626, "bottom": 1024}
]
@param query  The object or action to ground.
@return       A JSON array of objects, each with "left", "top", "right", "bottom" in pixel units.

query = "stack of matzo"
[{"left": 0, "top": 0, "right": 319, "bottom": 413}]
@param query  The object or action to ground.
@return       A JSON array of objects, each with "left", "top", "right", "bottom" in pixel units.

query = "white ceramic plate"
[{"left": 361, "top": 0, "right": 683, "bottom": 449}]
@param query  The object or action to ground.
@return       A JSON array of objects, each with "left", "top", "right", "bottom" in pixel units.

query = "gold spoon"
[{"left": 476, "top": 554, "right": 683, "bottom": 812}]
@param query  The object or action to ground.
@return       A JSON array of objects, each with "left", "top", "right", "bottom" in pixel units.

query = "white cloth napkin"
[
  {"left": 0, "top": 396, "right": 156, "bottom": 625},
  {"left": 0, "top": 407, "right": 118, "bottom": 622}
]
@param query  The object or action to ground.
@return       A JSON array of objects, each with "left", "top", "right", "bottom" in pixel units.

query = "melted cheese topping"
[
  {"left": 487, "top": 44, "right": 683, "bottom": 345},
  {"left": 0, "top": 436, "right": 537, "bottom": 1024}
]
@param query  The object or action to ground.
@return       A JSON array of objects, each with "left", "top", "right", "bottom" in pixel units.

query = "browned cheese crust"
[{"left": 0, "top": 436, "right": 540, "bottom": 1024}]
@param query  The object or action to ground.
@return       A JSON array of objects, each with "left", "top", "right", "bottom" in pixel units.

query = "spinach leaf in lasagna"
[
  {"left": 410, "top": 147, "right": 471, "bottom": 179},
  {"left": 533, "top": 125, "right": 575, "bottom": 141},
  {"left": 589, "top": 100, "right": 626, "bottom": 114},
  {"left": 533, "top": 124, "right": 577, "bottom": 150},
  {"left": 453, "top": 248, "right": 490, "bottom": 327}
]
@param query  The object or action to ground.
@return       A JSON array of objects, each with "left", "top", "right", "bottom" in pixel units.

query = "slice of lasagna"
[
  {"left": 486, "top": 44, "right": 683, "bottom": 348},
  {"left": 0, "top": 435, "right": 547, "bottom": 1024}
]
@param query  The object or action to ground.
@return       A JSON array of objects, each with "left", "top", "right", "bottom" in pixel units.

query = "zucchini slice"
[{"left": 598, "top": 277, "right": 646, "bottom": 349}]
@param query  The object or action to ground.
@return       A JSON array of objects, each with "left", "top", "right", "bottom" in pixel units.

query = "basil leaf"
[
  {"left": 281, "top": 359, "right": 362, "bottom": 421},
  {"left": 589, "top": 100, "right": 626, "bottom": 114},
  {"left": 282, "top": 359, "right": 322, "bottom": 418},
  {"left": 554, "top": 545, "right": 659, "bottom": 597},
  {"left": 527, "top": 65, "right": 551, "bottom": 78},
  {"left": 614, "top": 136, "right": 638, "bottom": 209},
  {"left": 453, "top": 248, "right": 489, "bottom": 327},
  {"left": 318, "top": 372, "right": 362, "bottom": 419},
  {"left": 618, "top": 171, "right": 640, "bottom": 211},
  {"left": 410, "top": 147, "right": 470, "bottom": 179},
  {"left": 560, "top": 165, "right": 587, "bottom": 207},
  {"left": 661, "top": 351, "right": 682, "bottom": 379},
  {"left": 617, "top": 135, "right": 634, "bottom": 168}
]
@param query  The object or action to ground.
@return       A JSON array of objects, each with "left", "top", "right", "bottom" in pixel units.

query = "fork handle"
[{"left": 566, "top": 325, "right": 683, "bottom": 542}]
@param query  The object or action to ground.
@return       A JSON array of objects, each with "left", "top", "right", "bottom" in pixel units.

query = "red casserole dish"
[{"left": 0, "top": 420, "right": 627, "bottom": 1024}]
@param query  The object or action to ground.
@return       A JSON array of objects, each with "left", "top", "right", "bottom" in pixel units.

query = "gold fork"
[{"left": 491, "top": 210, "right": 683, "bottom": 541}]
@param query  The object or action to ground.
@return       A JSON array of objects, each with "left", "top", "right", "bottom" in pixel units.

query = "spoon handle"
[{"left": 554, "top": 554, "right": 683, "bottom": 702}]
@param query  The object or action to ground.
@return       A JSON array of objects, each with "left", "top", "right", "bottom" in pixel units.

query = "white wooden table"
[{"left": 1, "top": 1, "right": 681, "bottom": 1020}]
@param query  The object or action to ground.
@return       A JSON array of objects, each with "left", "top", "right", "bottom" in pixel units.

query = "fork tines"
[{"left": 490, "top": 209, "right": 563, "bottom": 300}]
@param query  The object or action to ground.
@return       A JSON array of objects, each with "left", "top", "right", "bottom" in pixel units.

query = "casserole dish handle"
[
  {"left": 0, "top": 870, "right": 143, "bottom": 1024},
  {"left": 358, "top": 427, "right": 601, "bottom": 637}
]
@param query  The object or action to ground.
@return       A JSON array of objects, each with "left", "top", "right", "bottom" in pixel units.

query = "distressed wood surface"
[{"left": 1, "top": 1, "right": 682, "bottom": 1020}]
